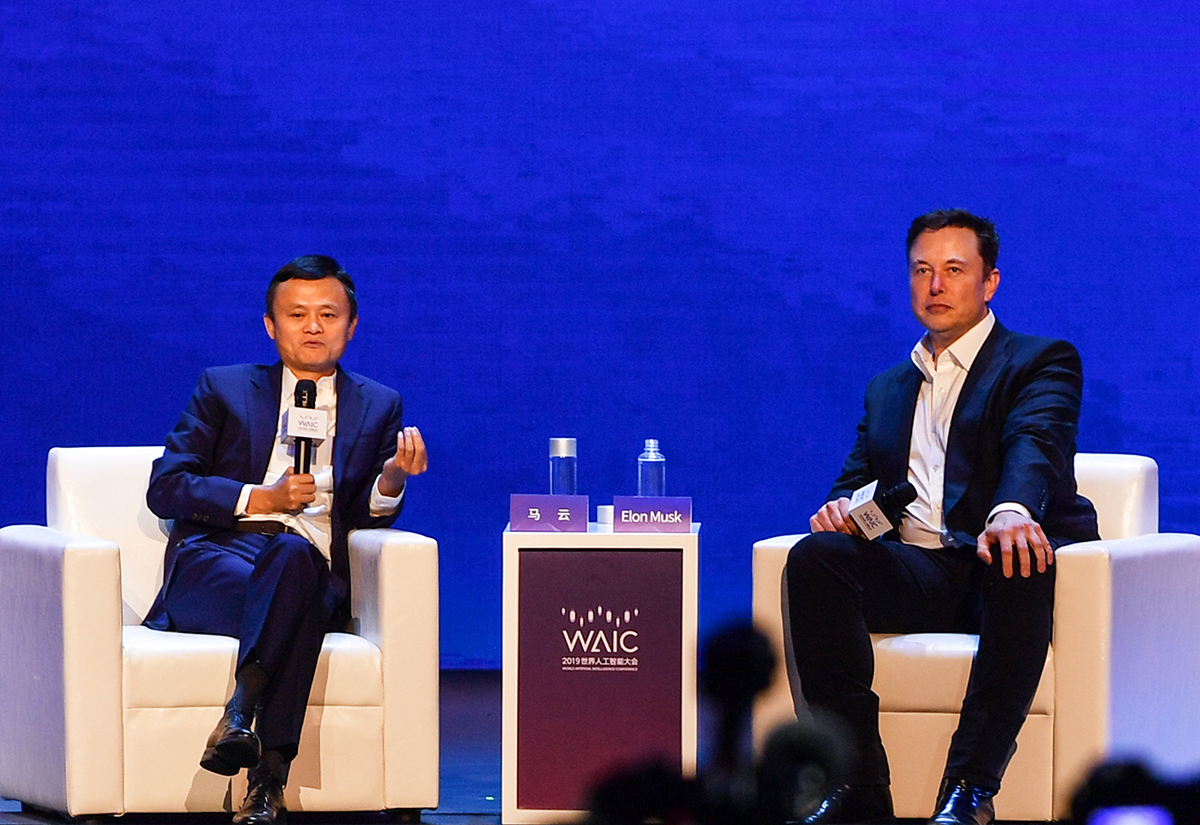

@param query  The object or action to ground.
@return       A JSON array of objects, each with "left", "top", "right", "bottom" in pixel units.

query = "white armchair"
[
  {"left": 751, "top": 453, "right": 1200, "bottom": 820},
  {"left": 0, "top": 446, "right": 439, "bottom": 817}
]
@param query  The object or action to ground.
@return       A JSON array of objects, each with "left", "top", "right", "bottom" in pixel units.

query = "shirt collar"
[
  {"left": 281, "top": 366, "right": 337, "bottom": 405},
  {"left": 910, "top": 310, "right": 996, "bottom": 381}
]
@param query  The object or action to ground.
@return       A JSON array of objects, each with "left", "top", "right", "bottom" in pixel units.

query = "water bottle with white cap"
[{"left": 637, "top": 438, "right": 665, "bottom": 496}]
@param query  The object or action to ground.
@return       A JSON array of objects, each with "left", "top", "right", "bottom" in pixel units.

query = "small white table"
[{"left": 501, "top": 523, "right": 699, "bottom": 824}]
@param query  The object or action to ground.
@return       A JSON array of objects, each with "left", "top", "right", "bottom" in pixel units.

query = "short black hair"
[
  {"left": 266, "top": 255, "right": 357, "bottom": 319},
  {"left": 906, "top": 209, "right": 1000, "bottom": 273}
]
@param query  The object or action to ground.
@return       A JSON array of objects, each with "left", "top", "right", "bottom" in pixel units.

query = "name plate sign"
[
  {"left": 510, "top": 494, "right": 589, "bottom": 532},
  {"left": 612, "top": 496, "right": 693, "bottom": 532}
]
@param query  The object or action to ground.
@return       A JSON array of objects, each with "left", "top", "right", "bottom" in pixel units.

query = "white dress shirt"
[
  {"left": 234, "top": 368, "right": 403, "bottom": 561},
  {"left": 900, "top": 311, "right": 1028, "bottom": 549}
]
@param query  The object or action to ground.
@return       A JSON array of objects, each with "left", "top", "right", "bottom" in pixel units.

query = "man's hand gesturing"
[{"left": 379, "top": 426, "right": 428, "bottom": 497}]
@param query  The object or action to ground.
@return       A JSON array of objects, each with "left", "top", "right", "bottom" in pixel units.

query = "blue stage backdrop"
[{"left": 2, "top": 0, "right": 1198, "bottom": 667}]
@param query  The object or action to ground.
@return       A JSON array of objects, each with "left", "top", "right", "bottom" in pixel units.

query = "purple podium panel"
[{"left": 516, "top": 549, "right": 683, "bottom": 810}]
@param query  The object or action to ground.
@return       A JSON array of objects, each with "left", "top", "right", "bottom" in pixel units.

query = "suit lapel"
[
  {"left": 881, "top": 363, "right": 923, "bottom": 485},
  {"left": 944, "top": 323, "right": 1012, "bottom": 515},
  {"left": 248, "top": 363, "right": 283, "bottom": 482},
  {"left": 334, "top": 368, "right": 367, "bottom": 496}
]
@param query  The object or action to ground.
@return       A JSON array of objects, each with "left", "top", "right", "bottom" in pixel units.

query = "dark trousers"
[
  {"left": 785, "top": 531, "right": 1055, "bottom": 793},
  {"left": 161, "top": 531, "right": 345, "bottom": 760}
]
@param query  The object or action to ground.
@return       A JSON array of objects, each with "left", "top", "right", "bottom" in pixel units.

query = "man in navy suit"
[
  {"left": 787, "top": 211, "right": 1099, "bottom": 825},
  {"left": 144, "top": 255, "right": 427, "bottom": 825}
]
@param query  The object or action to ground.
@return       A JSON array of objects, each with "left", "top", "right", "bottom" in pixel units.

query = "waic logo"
[{"left": 561, "top": 605, "right": 640, "bottom": 656}]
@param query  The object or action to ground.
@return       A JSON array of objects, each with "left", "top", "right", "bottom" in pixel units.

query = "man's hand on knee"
[
  {"left": 976, "top": 511, "right": 1053, "bottom": 578},
  {"left": 810, "top": 497, "right": 863, "bottom": 537}
]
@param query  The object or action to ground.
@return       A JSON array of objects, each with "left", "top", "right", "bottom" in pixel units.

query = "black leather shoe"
[
  {"left": 233, "top": 768, "right": 286, "bottom": 825},
  {"left": 803, "top": 783, "right": 893, "bottom": 824},
  {"left": 200, "top": 708, "right": 260, "bottom": 776},
  {"left": 928, "top": 778, "right": 995, "bottom": 825}
]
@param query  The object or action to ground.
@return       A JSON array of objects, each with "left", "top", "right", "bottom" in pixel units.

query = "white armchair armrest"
[
  {"left": 0, "top": 525, "right": 125, "bottom": 815},
  {"left": 348, "top": 528, "right": 439, "bottom": 810},
  {"left": 1054, "top": 532, "right": 1200, "bottom": 814}
]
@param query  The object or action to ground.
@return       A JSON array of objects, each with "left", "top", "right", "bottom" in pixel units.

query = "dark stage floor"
[{"left": 0, "top": 671, "right": 1049, "bottom": 825}]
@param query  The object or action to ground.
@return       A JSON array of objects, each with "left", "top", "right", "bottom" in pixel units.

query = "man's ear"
[
  {"left": 263, "top": 313, "right": 276, "bottom": 340},
  {"left": 984, "top": 268, "right": 1000, "bottom": 302},
  {"left": 347, "top": 316, "right": 358, "bottom": 341}
]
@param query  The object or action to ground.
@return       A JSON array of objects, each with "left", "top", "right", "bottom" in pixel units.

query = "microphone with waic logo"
[
  {"left": 847, "top": 480, "right": 917, "bottom": 540},
  {"left": 291, "top": 379, "right": 317, "bottom": 474}
]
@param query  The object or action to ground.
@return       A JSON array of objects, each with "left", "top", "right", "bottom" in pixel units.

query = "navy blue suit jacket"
[
  {"left": 143, "top": 361, "right": 404, "bottom": 630},
  {"left": 829, "top": 322, "right": 1099, "bottom": 548}
]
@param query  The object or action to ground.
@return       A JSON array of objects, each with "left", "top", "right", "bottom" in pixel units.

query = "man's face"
[
  {"left": 263, "top": 277, "right": 358, "bottom": 379},
  {"left": 908, "top": 226, "right": 999, "bottom": 350}
]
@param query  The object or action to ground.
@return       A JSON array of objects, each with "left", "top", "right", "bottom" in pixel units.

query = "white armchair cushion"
[
  {"left": 122, "top": 628, "right": 383, "bottom": 709},
  {"left": 122, "top": 627, "right": 237, "bottom": 709},
  {"left": 873, "top": 633, "right": 1054, "bottom": 714}
]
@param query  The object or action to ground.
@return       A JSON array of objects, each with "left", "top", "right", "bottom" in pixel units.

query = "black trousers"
[
  {"left": 161, "top": 531, "right": 345, "bottom": 760},
  {"left": 785, "top": 531, "right": 1055, "bottom": 793}
]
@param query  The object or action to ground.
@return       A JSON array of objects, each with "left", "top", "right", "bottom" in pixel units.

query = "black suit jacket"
[
  {"left": 143, "top": 361, "right": 404, "bottom": 629},
  {"left": 830, "top": 322, "right": 1099, "bottom": 547}
]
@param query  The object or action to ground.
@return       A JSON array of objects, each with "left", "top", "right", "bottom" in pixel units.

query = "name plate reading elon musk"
[
  {"left": 612, "top": 496, "right": 693, "bottom": 532},
  {"left": 510, "top": 494, "right": 589, "bottom": 532}
]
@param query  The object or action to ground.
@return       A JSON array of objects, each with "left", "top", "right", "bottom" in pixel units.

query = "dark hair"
[
  {"left": 906, "top": 209, "right": 1000, "bottom": 273},
  {"left": 266, "top": 255, "right": 357, "bottom": 319}
]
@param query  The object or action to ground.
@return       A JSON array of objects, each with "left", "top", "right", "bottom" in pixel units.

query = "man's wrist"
[
  {"left": 986, "top": 502, "right": 1033, "bottom": 525},
  {"left": 236, "top": 484, "right": 254, "bottom": 516},
  {"left": 245, "top": 484, "right": 278, "bottom": 515},
  {"left": 377, "top": 470, "right": 407, "bottom": 499},
  {"left": 370, "top": 473, "right": 405, "bottom": 516}
]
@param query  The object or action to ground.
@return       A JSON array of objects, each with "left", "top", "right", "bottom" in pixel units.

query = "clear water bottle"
[
  {"left": 637, "top": 438, "right": 665, "bottom": 497},
  {"left": 549, "top": 437, "right": 577, "bottom": 495}
]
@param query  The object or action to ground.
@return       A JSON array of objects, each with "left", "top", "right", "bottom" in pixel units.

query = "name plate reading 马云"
[
  {"left": 612, "top": 496, "right": 693, "bottom": 532},
  {"left": 510, "top": 494, "right": 589, "bottom": 532},
  {"left": 285, "top": 407, "right": 329, "bottom": 442}
]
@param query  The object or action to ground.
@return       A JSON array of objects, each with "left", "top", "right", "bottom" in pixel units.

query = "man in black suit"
[
  {"left": 144, "top": 256, "right": 428, "bottom": 825},
  {"left": 787, "top": 210, "right": 1098, "bottom": 825}
]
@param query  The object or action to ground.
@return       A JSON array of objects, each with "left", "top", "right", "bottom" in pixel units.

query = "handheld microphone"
[
  {"left": 848, "top": 480, "right": 917, "bottom": 540},
  {"left": 293, "top": 379, "right": 317, "bottom": 474}
]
